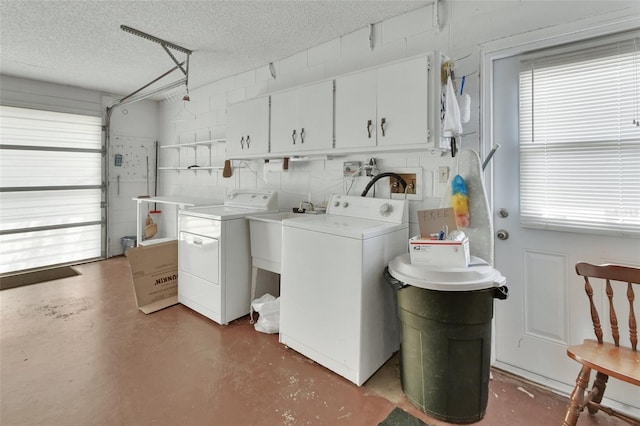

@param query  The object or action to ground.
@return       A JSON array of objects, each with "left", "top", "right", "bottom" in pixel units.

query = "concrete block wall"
[
  {"left": 104, "top": 98, "right": 160, "bottom": 256},
  {"left": 158, "top": 1, "right": 638, "bottom": 237}
]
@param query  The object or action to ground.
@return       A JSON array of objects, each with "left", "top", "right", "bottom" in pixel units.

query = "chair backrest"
[{"left": 575, "top": 262, "right": 640, "bottom": 351}]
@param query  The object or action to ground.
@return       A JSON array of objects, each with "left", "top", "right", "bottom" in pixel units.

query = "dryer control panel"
[
  {"left": 327, "top": 194, "right": 407, "bottom": 224},
  {"left": 225, "top": 190, "right": 278, "bottom": 211}
]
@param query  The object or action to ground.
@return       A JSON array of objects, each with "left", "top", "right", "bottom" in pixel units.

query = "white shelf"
[
  {"left": 133, "top": 196, "right": 220, "bottom": 247},
  {"left": 139, "top": 237, "right": 177, "bottom": 247},
  {"left": 158, "top": 166, "right": 224, "bottom": 171},
  {"left": 161, "top": 138, "right": 226, "bottom": 150},
  {"left": 159, "top": 136, "right": 226, "bottom": 171}
]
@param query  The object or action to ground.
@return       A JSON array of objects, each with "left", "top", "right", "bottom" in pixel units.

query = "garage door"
[{"left": 0, "top": 106, "right": 104, "bottom": 274}]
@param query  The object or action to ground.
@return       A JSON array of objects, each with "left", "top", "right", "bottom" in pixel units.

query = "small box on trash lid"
[{"left": 409, "top": 235, "right": 470, "bottom": 267}]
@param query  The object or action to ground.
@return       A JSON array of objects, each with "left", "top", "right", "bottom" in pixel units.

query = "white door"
[
  {"left": 334, "top": 68, "right": 377, "bottom": 149},
  {"left": 491, "top": 55, "right": 640, "bottom": 410},
  {"left": 270, "top": 88, "right": 299, "bottom": 154},
  {"left": 298, "top": 80, "right": 334, "bottom": 152},
  {"left": 226, "top": 97, "right": 270, "bottom": 157},
  {"left": 376, "top": 56, "right": 429, "bottom": 147},
  {"left": 271, "top": 81, "right": 334, "bottom": 154}
]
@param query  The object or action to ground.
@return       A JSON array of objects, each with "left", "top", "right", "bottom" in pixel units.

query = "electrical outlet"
[
  {"left": 364, "top": 158, "right": 376, "bottom": 176},
  {"left": 343, "top": 161, "right": 361, "bottom": 177},
  {"left": 438, "top": 166, "right": 449, "bottom": 183},
  {"left": 390, "top": 173, "right": 417, "bottom": 195}
]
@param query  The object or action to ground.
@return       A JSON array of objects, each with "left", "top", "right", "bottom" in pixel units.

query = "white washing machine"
[
  {"left": 178, "top": 190, "right": 278, "bottom": 325},
  {"left": 280, "top": 194, "right": 408, "bottom": 385}
]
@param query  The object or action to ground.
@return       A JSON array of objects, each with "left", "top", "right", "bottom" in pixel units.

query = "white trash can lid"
[{"left": 388, "top": 254, "right": 506, "bottom": 291}]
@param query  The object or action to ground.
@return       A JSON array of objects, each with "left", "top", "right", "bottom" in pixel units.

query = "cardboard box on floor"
[{"left": 126, "top": 240, "right": 178, "bottom": 314}]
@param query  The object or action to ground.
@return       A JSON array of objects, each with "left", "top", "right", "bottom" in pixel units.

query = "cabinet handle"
[
  {"left": 192, "top": 238, "right": 203, "bottom": 246},
  {"left": 292, "top": 129, "right": 297, "bottom": 145},
  {"left": 366, "top": 120, "right": 373, "bottom": 138},
  {"left": 380, "top": 118, "right": 386, "bottom": 137},
  {"left": 300, "top": 128, "right": 305, "bottom": 144},
  {"left": 240, "top": 136, "right": 245, "bottom": 149},
  {"left": 246, "top": 135, "right": 251, "bottom": 149}
]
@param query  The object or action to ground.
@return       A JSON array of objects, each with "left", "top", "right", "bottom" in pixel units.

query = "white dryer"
[
  {"left": 280, "top": 194, "right": 408, "bottom": 385},
  {"left": 178, "top": 190, "right": 278, "bottom": 325}
]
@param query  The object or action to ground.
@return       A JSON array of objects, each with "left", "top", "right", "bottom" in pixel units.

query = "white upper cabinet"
[
  {"left": 376, "top": 56, "right": 429, "bottom": 146},
  {"left": 226, "top": 96, "right": 270, "bottom": 158},
  {"left": 335, "top": 55, "right": 437, "bottom": 152},
  {"left": 271, "top": 80, "right": 334, "bottom": 154},
  {"left": 334, "top": 69, "right": 377, "bottom": 149},
  {"left": 225, "top": 53, "right": 445, "bottom": 159}
]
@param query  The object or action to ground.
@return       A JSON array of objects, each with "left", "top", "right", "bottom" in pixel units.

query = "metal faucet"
[{"left": 298, "top": 201, "right": 314, "bottom": 213}]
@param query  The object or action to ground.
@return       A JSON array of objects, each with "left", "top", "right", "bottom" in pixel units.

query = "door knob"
[
  {"left": 496, "top": 230, "right": 509, "bottom": 240},
  {"left": 498, "top": 208, "right": 509, "bottom": 218}
]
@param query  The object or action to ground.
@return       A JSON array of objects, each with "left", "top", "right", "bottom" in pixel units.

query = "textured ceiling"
[{"left": 0, "top": 1, "right": 430, "bottom": 101}]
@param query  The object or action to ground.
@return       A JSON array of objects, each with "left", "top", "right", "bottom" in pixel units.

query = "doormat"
[
  {"left": 0, "top": 266, "right": 80, "bottom": 290},
  {"left": 379, "top": 407, "right": 429, "bottom": 426}
]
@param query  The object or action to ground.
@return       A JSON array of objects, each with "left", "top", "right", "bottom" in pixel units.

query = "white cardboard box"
[{"left": 409, "top": 235, "right": 470, "bottom": 267}]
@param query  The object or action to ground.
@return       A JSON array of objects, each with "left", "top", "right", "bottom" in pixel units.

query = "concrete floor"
[{"left": 0, "top": 256, "right": 633, "bottom": 425}]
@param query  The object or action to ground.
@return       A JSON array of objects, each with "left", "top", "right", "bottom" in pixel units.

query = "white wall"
[
  {"left": 2, "top": 1, "right": 637, "bottom": 260},
  {"left": 157, "top": 1, "right": 639, "bottom": 237}
]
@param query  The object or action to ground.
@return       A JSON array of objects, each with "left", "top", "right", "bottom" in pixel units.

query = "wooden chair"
[{"left": 563, "top": 262, "right": 640, "bottom": 426}]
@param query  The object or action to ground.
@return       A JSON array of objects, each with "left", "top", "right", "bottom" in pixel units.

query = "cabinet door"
[
  {"left": 376, "top": 56, "right": 429, "bottom": 147},
  {"left": 334, "top": 69, "right": 376, "bottom": 149},
  {"left": 226, "top": 97, "right": 270, "bottom": 157},
  {"left": 270, "top": 88, "right": 299, "bottom": 154},
  {"left": 298, "top": 80, "right": 334, "bottom": 152}
]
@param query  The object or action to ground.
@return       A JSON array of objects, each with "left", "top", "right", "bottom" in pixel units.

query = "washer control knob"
[
  {"left": 343, "top": 202, "right": 349, "bottom": 208},
  {"left": 379, "top": 203, "right": 393, "bottom": 216},
  {"left": 333, "top": 201, "right": 340, "bottom": 207},
  {"left": 228, "top": 193, "right": 236, "bottom": 199}
]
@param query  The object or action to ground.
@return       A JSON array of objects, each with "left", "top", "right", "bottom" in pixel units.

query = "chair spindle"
[
  {"left": 606, "top": 279, "right": 620, "bottom": 347},
  {"left": 629, "top": 282, "right": 637, "bottom": 351},
  {"left": 585, "top": 277, "right": 603, "bottom": 344}
]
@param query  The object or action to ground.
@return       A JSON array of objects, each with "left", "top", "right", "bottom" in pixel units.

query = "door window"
[{"left": 519, "top": 33, "right": 640, "bottom": 237}]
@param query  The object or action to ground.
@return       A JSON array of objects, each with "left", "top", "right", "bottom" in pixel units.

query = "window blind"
[
  {"left": 0, "top": 106, "right": 103, "bottom": 274},
  {"left": 519, "top": 34, "right": 640, "bottom": 238}
]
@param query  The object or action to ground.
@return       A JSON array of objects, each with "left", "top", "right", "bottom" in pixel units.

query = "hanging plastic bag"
[
  {"left": 250, "top": 293, "right": 280, "bottom": 334},
  {"left": 443, "top": 75, "right": 463, "bottom": 136}
]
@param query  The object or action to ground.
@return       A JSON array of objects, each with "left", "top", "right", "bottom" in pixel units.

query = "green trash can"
[{"left": 386, "top": 254, "right": 508, "bottom": 424}]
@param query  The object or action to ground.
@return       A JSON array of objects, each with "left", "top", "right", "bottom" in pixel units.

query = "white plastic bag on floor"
[{"left": 250, "top": 293, "right": 280, "bottom": 334}]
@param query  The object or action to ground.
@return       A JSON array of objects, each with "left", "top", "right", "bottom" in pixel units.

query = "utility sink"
[{"left": 248, "top": 212, "right": 303, "bottom": 274}]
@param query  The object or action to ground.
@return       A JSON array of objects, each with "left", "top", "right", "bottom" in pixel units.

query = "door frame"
[{"left": 480, "top": 10, "right": 639, "bottom": 403}]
